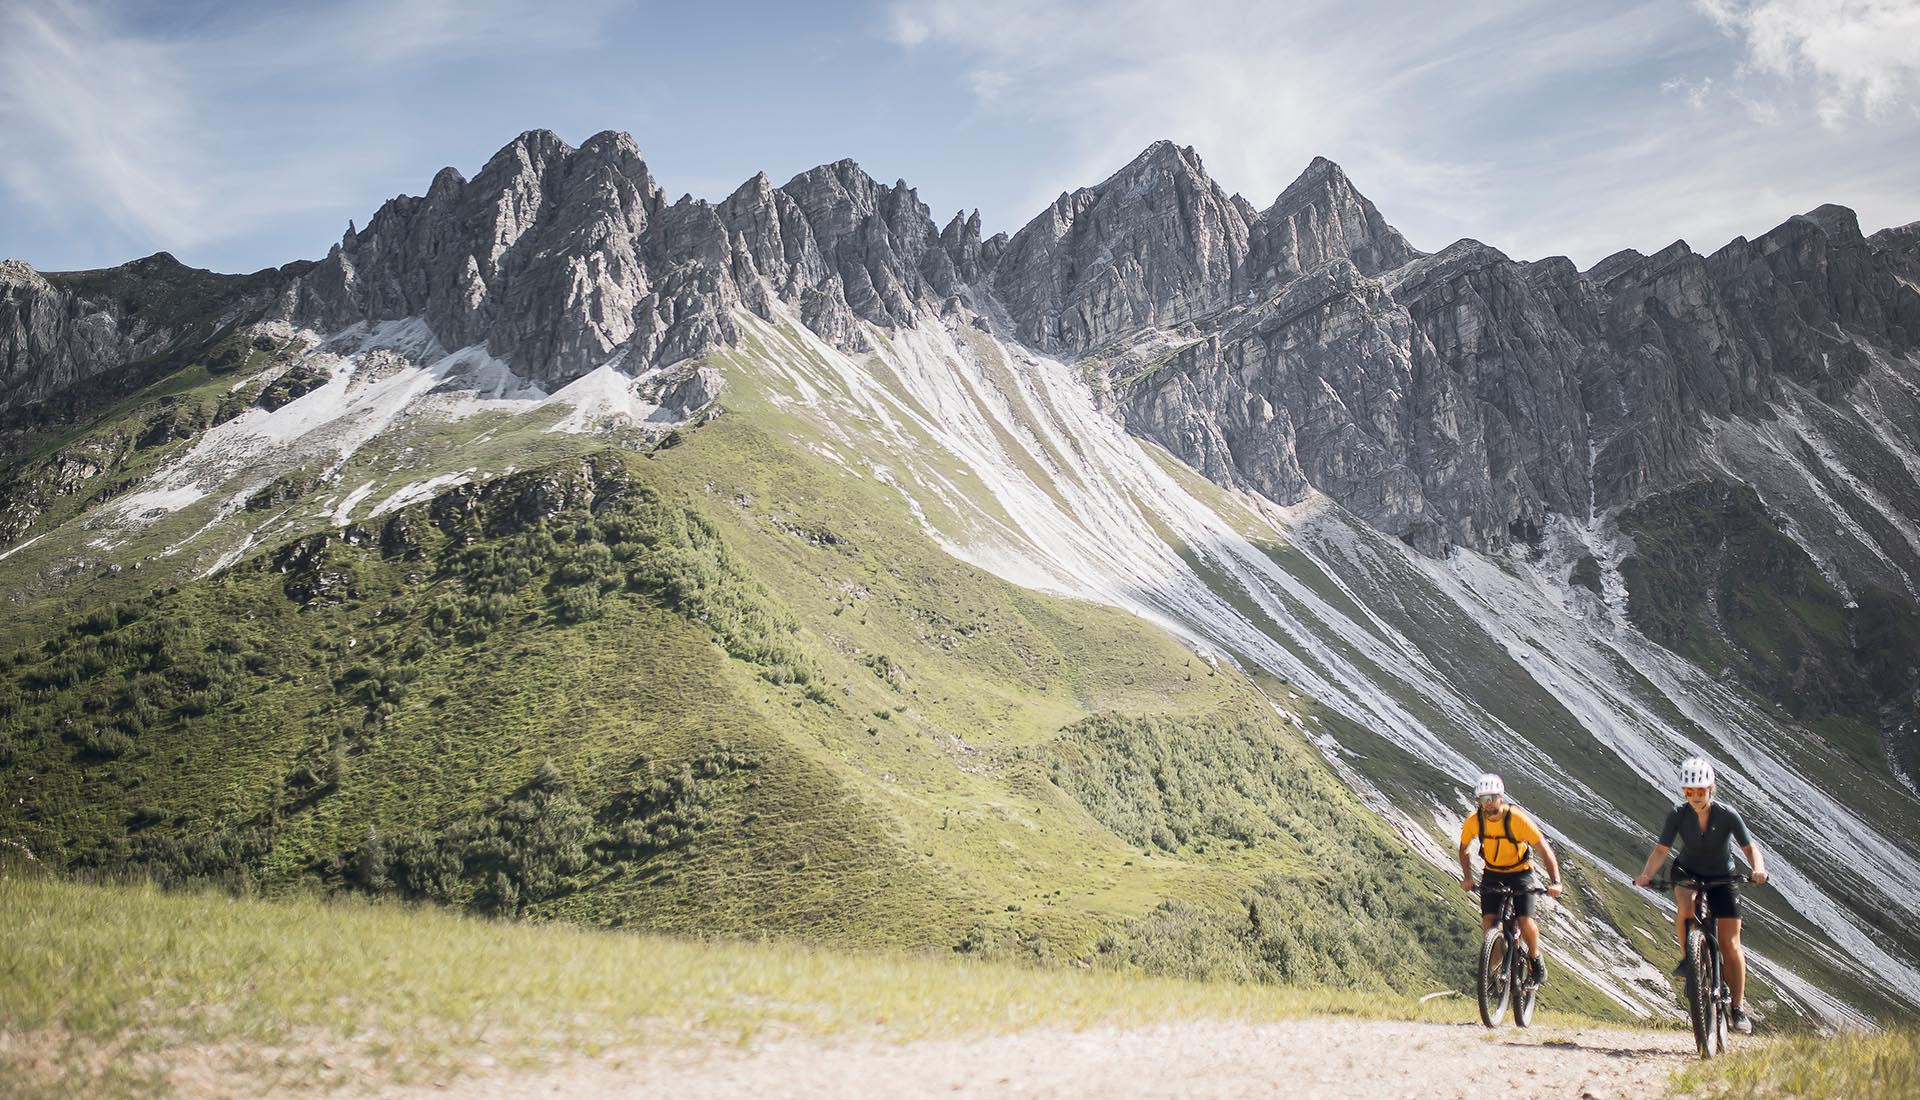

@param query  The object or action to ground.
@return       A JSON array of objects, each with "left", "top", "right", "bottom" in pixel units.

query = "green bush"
[
  {"left": 556, "top": 585, "right": 604, "bottom": 623},
  {"left": 1046, "top": 710, "right": 1473, "bottom": 992}
]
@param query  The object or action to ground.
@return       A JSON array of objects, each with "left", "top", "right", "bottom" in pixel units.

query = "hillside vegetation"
[{"left": 0, "top": 404, "right": 1612, "bottom": 1010}]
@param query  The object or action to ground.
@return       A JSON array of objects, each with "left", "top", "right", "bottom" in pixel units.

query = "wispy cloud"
[
  {"left": 0, "top": 0, "right": 203, "bottom": 248},
  {"left": 1698, "top": 0, "right": 1920, "bottom": 124},
  {"left": 887, "top": 0, "right": 1920, "bottom": 264},
  {"left": 1664, "top": 75, "right": 1718, "bottom": 111},
  {"left": 0, "top": 0, "right": 618, "bottom": 269}
]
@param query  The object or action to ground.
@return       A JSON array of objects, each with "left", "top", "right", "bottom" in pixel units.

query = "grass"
[
  {"left": 1671, "top": 1028, "right": 1920, "bottom": 1098},
  {"left": 0, "top": 421, "right": 1522, "bottom": 992},
  {"left": 1, "top": 873, "right": 1499, "bottom": 1100}
]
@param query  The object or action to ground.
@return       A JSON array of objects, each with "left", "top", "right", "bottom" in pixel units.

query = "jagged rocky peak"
[
  {"left": 1381, "top": 237, "right": 1511, "bottom": 300},
  {"left": 1798, "top": 202, "right": 1864, "bottom": 240},
  {"left": 991, "top": 139, "right": 1253, "bottom": 355},
  {"left": 941, "top": 209, "right": 985, "bottom": 283},
  {"left": 0, "top": 258, "right": 48, "bottom": 290},
  {"left": 284, "top": 127, "right": 673, "bottom": 385},
  {"left": 773, "top": 157, "right": 959, "bottom": 324},
  {"left": 1248, "top": 156, "right": 1420, "bottom": 284},
  {"left": 1870, "top": 219, "right": 1920, "bottom": 286},
  {"left": 1583, "top": 247, "right": 1645, "bottom": 287},
  {"left": 277, "top": 134, "right": 996, "bottom": 388}
]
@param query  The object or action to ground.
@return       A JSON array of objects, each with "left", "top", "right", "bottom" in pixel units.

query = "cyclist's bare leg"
[
  {"left": 1518, "top": 915, "right": 1541, "bottom": 958},
  {"left": 1719, "top": 917, "right": 1745, "bottom": 1004},
  {"left": 1482, "top": 913, "right": 1499, "bottom": 935},
  {"left": 1673, "top": 886, "right": 1696, "bottom": 948}
]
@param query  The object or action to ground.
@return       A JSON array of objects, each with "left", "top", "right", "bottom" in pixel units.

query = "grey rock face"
[
  {"left": 991, "top": 141, "right": 1252, "bottom": 354},
  {"left": 1, "top": 254, "right": 266, "bottom": 411},
  {"left": 1246, "top": 157, "right": 1418, "bottom": 287},
  {"left": 1114, "top": 166, "right": 1920, "bottom": 553},
  {"left": 276, "top": 130, "right": 982, "bottom": 389},
  {"left": 7, "top": 131, "right": 1919, "bottom": 569},
  {"left": 282, "top": 130, "right": 667, "bottom": 386}
]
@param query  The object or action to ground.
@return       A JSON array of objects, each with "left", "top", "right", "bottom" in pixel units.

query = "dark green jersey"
[{"left": 1658, "top": 802, "right": 1752, "bottom": 875}]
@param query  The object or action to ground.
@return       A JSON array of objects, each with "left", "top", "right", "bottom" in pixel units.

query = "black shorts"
[
  {"left": 1675, "top": 872, "right": 1742, "bottom": 921},
  {"left": 1480, "top": 869, "right": 1537, "bottom": 918}
]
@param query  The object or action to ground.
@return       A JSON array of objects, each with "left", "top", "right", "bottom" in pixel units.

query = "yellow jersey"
[{"left": 1459, "top": 805, "right": 1544, "bottom": 873}]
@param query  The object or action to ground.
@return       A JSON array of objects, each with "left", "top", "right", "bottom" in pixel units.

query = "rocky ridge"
[
  {"left": 1, "top": 254, "right": 284, "bottom": 414},
  {"left": 5, "top": 130, "right": 1919, "bottom": 565}
]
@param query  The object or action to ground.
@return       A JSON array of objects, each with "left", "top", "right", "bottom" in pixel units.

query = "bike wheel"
[
  {"left": 1478, "top": 926, "right": 1511, "bottom": 1028},
  {"left": 1685, "top": 926, "right": 1715, "bottom": 1059},
  {"left": 1513, "top": 942, "right": 1538, "bottom": 1029}
]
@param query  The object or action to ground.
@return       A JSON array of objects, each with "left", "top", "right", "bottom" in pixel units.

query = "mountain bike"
[
  {"left": 1473, "top": 882, "right": 1549, "bottom": 1028},
  {"left": 1650, "top": 873, "right": 1750, "bottom": 1059}
]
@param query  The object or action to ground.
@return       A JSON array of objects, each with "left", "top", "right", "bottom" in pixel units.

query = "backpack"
[{"left": 1477, "top": 807, "right": 1531, "bottom": 872}]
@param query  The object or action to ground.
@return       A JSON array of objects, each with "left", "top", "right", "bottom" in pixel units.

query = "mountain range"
[{"left": 4, "top": 130, "right": 1919, "bottom": 1026}]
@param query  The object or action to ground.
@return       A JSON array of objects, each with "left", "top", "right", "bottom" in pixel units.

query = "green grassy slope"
[{"left": 0, "top": 393, "right": 1625, "bottom": 1012}]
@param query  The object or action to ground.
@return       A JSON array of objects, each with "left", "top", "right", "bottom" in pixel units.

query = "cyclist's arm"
[
  {"left": 1537, "top": 837, "right": 1565, "bottom": 896},
  {"left": 1742, "top": 841, "right": 1769, "bottom": 884},
  {"left": 1633, "top": 843, "right": 1671, "bottom": 887},
  {"left": 1458, "top": 840, "right": 1475, "bottom": 890}
]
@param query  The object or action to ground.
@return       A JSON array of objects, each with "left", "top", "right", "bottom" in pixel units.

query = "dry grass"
[
  {"left": 2, "top": 875, "right": 1506, "bottom": 1099},
  {"left": 1671, "top": 1027, "right": 1920, "bottom": 1098}
]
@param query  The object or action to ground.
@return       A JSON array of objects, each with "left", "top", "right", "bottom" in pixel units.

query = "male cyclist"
[
  {"left": 1458, "top": 773, "right": 1564, "bottom": 986},
  {"left": 1633, "top": 756, "right": 1770, "bottom": 1034}
]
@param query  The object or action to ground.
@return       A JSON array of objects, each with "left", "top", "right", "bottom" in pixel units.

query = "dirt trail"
[{"left": 371, "top": 1018, "right": 1698, "bottom": 1100}]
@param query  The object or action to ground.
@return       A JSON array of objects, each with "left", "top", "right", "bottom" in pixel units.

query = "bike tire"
[
  {"left": 1478, "top": 926, "right": 1511, "bottom": 1028},
  {"left": 1513, "top": 938, "right": 1538, "bottom": 1029},
  {"left": 1686, "top": 926, "right": 1715, "bottom": 1059}
]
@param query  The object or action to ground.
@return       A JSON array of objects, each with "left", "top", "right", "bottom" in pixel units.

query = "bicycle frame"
[
  {"left": 1473, "top": 882, "right": 1548, "bottom": 1029},
  {"left": 1652, "top": 873, "right": 1748, "bottom": 1059}
]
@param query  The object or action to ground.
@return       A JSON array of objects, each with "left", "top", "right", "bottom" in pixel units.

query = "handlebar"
[
  {"left": 1470, "top": 884, "right": 1551, "bottom": 895},
  {"left": 1647, "top": 873, "right": 1753, "bottom": 891}
]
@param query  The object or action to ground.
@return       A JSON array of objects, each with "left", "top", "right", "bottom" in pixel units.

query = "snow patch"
[
  {"left": 541, "top": 362, "right": 663, "bottom": 433},
  {"left": 371, "top": 471, "right": 474, "bottom": 518},
  {"left": 332, "top": 481, "right": 376, "bottom": 527}
]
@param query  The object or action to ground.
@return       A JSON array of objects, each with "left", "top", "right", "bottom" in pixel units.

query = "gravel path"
[{"left": 376, "top": 1018, "right": 1697, "bottom": 1100}]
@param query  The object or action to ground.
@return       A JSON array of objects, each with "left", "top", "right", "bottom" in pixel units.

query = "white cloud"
[
  {"left": 1699, "top": 0, "right": 1920, "bottom": 123},
  {"left": 888, "top": 0, "right": 1920, "bottom": 265},
  {"left": 1665, "top": 76, "right": 1718, "bottom": 110}
]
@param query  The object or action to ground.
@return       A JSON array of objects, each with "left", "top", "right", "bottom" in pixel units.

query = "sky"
[{"left": 2, "top": 0, "right": 1917, "bottom": 274}]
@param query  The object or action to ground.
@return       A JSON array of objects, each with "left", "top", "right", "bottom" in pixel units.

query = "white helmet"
[
  {"left": 1679, "top": 756, "right": 1716, "bottom": 788},
  {"left": 1474, "top": 773, "right": 1505, "bottom": 798}
]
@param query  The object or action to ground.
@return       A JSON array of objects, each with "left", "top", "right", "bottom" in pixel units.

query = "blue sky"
[{"left": 3, "top": 0, "right": 1917, "bottom": 273}]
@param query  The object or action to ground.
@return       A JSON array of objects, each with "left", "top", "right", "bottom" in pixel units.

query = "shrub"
[
  {"left": 77, "top": 725, "right": 135, "bottom": 761},
  {"left": 556, "top": 585, "right": 604, "bottom": 623}
]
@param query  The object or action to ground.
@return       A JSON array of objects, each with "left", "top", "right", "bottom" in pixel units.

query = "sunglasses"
[
  {"left": 1477, "top": 795, "right": 1502, "bottom": 804},
  {"left": 1682, "top": 787, "right": 1710, "bottom": 796}
]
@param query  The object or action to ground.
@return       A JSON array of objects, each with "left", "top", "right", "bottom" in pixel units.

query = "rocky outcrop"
[
  {"left": 0, "top": 254, "right": 266, "bottom": 412},
  {"left": 1246, "top": 157, "right": 1418, "bottom": 287},
  {"left": 991, "top": 141, "right": 1253, "bottom": 354},
  {"left": 273, "top": 130, "right": 985, "bottom": 388},
  {"left": 1116, "top": 171, "right": 1920, "bottom": 553},
  {"left": 279, "top": 130, "right": 667, "bottom": 385}
]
